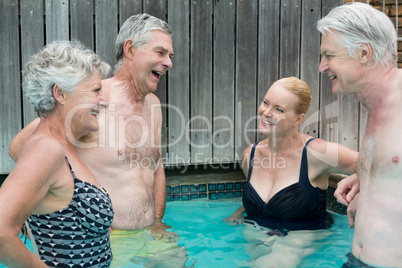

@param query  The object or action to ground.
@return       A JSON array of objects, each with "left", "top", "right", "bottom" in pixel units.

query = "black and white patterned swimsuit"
[{"left": 27, "top": 157, "right": 114, "bottom": 268}]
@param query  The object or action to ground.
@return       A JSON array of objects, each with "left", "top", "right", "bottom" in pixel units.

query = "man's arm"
[
  {"left": 153, "top": 159, "right": 166, "bottom": 221},
  {"left": 8, "top": 118, "right": 40, "bottom": 161},
  {"left": 146, "top": 97, "right": 174, "bottom": 237},
  {"left": 151, "top": 96, "right": 166, "bottom": 221}
]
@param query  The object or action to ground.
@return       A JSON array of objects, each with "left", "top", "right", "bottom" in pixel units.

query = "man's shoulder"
[{"left": 145, "top": 93, "right": 161, "bottom": 104}]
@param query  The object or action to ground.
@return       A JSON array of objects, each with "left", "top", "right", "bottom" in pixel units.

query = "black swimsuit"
[
  {"left": 242, "top": 138, "right": 331, "bottom": 232},
  {"left": 27, "top": 157, "right": 114, "bottom": 267}
]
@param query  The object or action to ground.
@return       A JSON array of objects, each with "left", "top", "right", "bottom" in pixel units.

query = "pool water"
[
  {"left": 0, "top": 199, "right": 353, "bottom": 268},
  {"left": 165, "top": 200, "right": 251, "bottom": 267},
  {"left": 165, "top": 200, "right": 353, "bottom": 268}
]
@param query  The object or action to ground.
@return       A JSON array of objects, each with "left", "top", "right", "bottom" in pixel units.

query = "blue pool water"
[
  {"left": 0, "top": 199, "right": 353, "bottom": 267},
  {"left": 165, "top": 200, "right": 353, "bottom": 267}
]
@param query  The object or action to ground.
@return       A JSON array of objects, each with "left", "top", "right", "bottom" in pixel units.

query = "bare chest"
[
  {"left": 81, "top": 103, "right": 161, "bottom": 170},
  {"left": 358, "top": 123, "right": 402, "bottom": 181}
]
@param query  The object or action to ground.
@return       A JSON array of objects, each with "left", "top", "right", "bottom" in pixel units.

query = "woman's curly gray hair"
[{"left": 23, "top": 40, "right": 110, "bottom": 117}]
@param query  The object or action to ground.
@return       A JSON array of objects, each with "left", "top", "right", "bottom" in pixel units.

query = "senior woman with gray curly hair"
[{"left": 0, "top": 40, "right": 113, "bottom": 267}]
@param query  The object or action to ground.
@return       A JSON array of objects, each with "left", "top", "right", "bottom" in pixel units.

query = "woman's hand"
[{"left": 223, "top": 206, "right": 246, "bottom": 225}]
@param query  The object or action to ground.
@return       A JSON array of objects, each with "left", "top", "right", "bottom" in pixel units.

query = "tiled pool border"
[
  {"left": 166, "top": 182, "right": 347, "bottom": 215},
  {"left": 166, "top": 181, "right": 245, "bottom": 202}
]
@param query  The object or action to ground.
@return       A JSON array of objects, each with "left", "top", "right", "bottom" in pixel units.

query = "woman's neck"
[
  {"left": 42, "top": 111, "right": 81, "bottom": 150},
  {"left": 265, "top": 131, "right": 303, "bottom": 154}
]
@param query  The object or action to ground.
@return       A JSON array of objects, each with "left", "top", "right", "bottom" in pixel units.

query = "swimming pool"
[
  {"left": 165, "top": 199, "right": 353, "bottom": 268},
  {"left": 0, "top": 199, "right": 353, "bottom": 267}
]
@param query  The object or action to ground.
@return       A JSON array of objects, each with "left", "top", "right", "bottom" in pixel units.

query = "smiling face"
[
  {"left": 319, "top": 30, "right": 366, "bottom": 95},
  {"left": 258, "top": 83, "right": 302, "bottom": 137},
  {"left": 129, "top": 30, "right": 174, "bottom": 96},
  {"left": 64, "top": 72, "right": 104, "bottom": 138}
]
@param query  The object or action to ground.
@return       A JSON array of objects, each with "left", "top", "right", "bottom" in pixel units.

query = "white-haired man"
[{"left": 318, "top": 3, "right": 402, "bottom": 267}]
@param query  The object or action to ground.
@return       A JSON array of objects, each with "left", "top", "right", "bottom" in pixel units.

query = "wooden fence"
[{"left": 0, "top": 0, "right": 380, "bottom": 173}]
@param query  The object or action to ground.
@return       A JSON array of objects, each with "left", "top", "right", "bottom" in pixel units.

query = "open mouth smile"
[
  {"left": 91, "top": 110, "right": 99, "bottom": 118},
  {"left": 152, "top": 70, "right": 164, "bottom": 79},
  {"left": 261, "top": 118, "right": 275, "bottom": 127}
]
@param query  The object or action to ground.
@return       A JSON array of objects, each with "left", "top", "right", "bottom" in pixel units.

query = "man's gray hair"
[
  {"left": 115, "top": 13, "right": 173, "bottom": 69},
  {"left": 317, "top": 2, "right": 397, "bottom": 68},
  {"left": 23, "top": 40, "right": 110, "bottom": 117}
]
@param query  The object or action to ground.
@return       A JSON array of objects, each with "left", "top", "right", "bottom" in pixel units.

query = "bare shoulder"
[
  {"left": 241, "top": 144, "right": 254, "bottom": 176},
  {"left": 19, "top": 134, "right": 66, "bottom": 169},
  {"left": 146, "top": 93, "right": 162, "bottom": 122},
  {"left": 242, "top": 144, "right": 254, "bottom": 158},
  {"left": 305, "top": 138, "right": 338, "bottom": 164},
  {"left": 305, "top": 137, "right": 352, "bottom": 154},
  {"left": 2, "top": 134, "right": 69, "bottom": 218},
  {"left": 146, "top": 93, "right": 161, "bottom": 105},
  {"left": 305, "top": 137, "right": 328, "bottom": 151},
  {"left": 242, "top": 144, "right": 255, "bottom": 164}
]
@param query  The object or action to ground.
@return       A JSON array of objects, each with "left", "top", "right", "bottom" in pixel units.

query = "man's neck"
[
  {"left": 113, "top": 66, "right": 148, "bottom": 103},
  {"left": 356, "top": 65, "right": 399, "bottom": 114},
  {"left": 110, "top": 73, "right": 147, "bottom": 105}
]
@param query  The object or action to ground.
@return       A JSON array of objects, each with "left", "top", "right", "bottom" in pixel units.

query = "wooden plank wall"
[
  {"left": 1, "top": 0, "right": 21, "bottom": 174},
  {"left": 1, "top": 0, "right": 372, "bottom": 174}
]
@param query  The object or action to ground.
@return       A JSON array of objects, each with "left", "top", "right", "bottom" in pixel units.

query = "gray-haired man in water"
[
  {"left": 10, "top": 13, "right": 174, "bottom": 234},
  {"left": 318, "top": 3, "right": 402, "bottom": 267},
  {"left": 8, "top": 13, "right": 191, "bottom": 267}
]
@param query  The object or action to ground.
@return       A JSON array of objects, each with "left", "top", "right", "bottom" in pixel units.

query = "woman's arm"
[
  {"left": 241, "top": 144, "right": 253, "bottom": 177},
  {"left": 0, "top": 138, "right": 65, "bottom": 267},
  {"left": 223, "top": 146, "right": 253, "bottom": 224},
  {"left": 223, "top": 206, "right": 246, "bottom": 224},
  {"left": 308, "top": 139, "right": 358, "bottom": 176}
]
